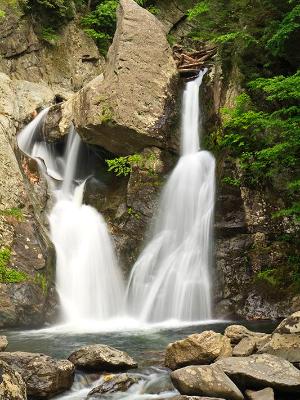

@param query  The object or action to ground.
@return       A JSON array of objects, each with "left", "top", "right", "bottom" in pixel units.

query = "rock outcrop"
[
  {"left": 47, "top": 0, "right": 178, "bottom": 155},
  {"left": 170, "top": 365, "right": 243, "bottom": 400},
  {"left": 165, "top": 331, "right": 232, "bottom": 370},
  {"left": 0, "top": 360, "right": 27, "bottom": 400},
  {"left": 0, "top": 336, "right": 8, "bottom": 351},
  {"left": 68, "top": 345, "right": 137, "bottom": 372},
  {"left": 0, "top": 352, "right": 74, "bottom": 398},
  {"left": 215, "top": 354, "right": 300, "bottom": 393}
]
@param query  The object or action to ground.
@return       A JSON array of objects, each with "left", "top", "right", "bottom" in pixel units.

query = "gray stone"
[
  {"left": 0, "top": 360, "right": 27, "bottom": 400},
  {"left": 274, "top": 311, "right": 300, "bottom": 334},
  {"left": 169, "top": 397, "right": 226, "bottom": 400},
  {"left": 245, "top": 387, "right": 274, "bottom": 400},
  {"left": 48, "top": 0, "right": 178, "bottom": 155},
  {"left": 257, "top": 333, "right": 300, "bottom": 363},
  {"left": 171, "top": 365, "right": 243, "bottom": 400},
  {"left": 232, "top": 337, "right": 256, "bottom": 357},
  {"left": 224, "top": 325, "right": 266, "bottom": 345},
  {"left": 87, "top": 373, "right": 139, "bottom": 397},
  {"left": 68, "top": 344, "right": 137, "bottom": 372},
  {"left": 0, "top": 351, "right": 74, "bottom": 398},
  {"left": 215, "top": 354, "right": 300, "bottom": 393},
  {"left": 165, "top": 330, "right": 232, "bottom": 370}
]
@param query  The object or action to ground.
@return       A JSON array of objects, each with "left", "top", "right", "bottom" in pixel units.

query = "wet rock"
[
  {"left": 48, "top": 0, "right": 178, "bottom": 154},
  {"left": 224, "top": 325, "right": 266, "bottom": 345},
  {"left": 215, "top": 354, "right": 300, "bottom": 393},
  {"left": 0, "top": 360, "right": 27, "bottom": 400},
  {"left": 232, "top": 337, "right": 256, "bottom": 357},
  {"left": 165, "top": 330, "right": 232, "bottom": 370},
  {"left": 171, "top": 365, "right": 243, "bottom": 400},
  {"left": 0, "top": 336, "right": 8, "bottom": 351},
  {"left": 0, "top": 351, "right": 74, "bottom": 398},
  {"left": 274, "top": 311, "right": 300, "bottom": 334},
  {"left": 87, "top": 373, "right": 139, "bottom": 397},
  {"left": 245, "top": 387, "right": 274, "bottom": 400},
  {"left": 68, "top": 344, "right": 137, "bottom": 372},
  {"left": 257, "top": 333, "right": 300, "bottom": 363}
]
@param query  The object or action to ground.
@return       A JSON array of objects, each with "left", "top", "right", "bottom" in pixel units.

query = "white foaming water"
[
  {"left": 126, "top": 70, "right": 215, "bottom": 322},
  {"left": 17, "top": 113, "right": 125, "bottom": 324}
]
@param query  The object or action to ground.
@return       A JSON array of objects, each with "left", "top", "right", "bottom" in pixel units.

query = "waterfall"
[
  {"left": 126, "top": 70, "right": 215, "bottom": 322},
  {"left": 17, "top": 113, "right": 125, "bottom": 324}
]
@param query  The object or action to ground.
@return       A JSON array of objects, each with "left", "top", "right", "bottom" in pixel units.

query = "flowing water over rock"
[
  {"left": 126, "top": 71, "right": 215, "bottom": 322},
  {"left": 17, "top": 115, "right": 125, "bottom": 324}
]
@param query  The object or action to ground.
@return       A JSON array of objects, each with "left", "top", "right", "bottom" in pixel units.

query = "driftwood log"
[{"left": 173, "top": 45, "right": 217, "bottom": 80}]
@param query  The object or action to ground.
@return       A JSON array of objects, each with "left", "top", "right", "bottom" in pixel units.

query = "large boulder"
[
  {"left": 0, "top": 360, "right": 27, "bottom": 400},
  {"left": 87, "top": 373, "right": 139, "bottom": 397},
  {"left": 232, "top": 337, "right": 256, "bottom": 357},
  {"left": 170, "top": 365, "right": 243, "bottom": 400},
  {"left": 0, "top": 336, "right": 8, "bottom": 351},
  {"left": 169, "top": 397, "right": 226, "bottom": 400},
  {"left": 274, "top": 311, "right": 300, "bottom": 334},
  {"left": 165, "top": 331, "right": 232, "bottom": 370},
  {"left": 215, "top": 354, "right": 300, "bottom": 393},
  {"left": 0, "top": 352, "right": 74, "bottom": 398},
  {"left": 48, "top": 0, "right": 178, "bottom": 155},
  {"left": 257, "top": 333, "right": 300, "bottom": 363},
  {"left": 224, "top": 325, "right": 266, "bottom": 345},
  {"left": 68, "top": 344, "right": 137, "bottom": 372}
]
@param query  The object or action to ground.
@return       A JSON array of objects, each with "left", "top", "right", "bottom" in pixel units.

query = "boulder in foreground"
[
  {"left": 245, "top": 387, "right": 274, "bottom": 400},
  {"left": 0, "top": 360, "right": 27, "bottom": 400},
  {"left": 0, "top": 336, "right": 8, "bottom": 351},
  {"left": 165, "top": 330, "right": 232, "bottom": 370},
  {"left": 257, "top": 333, "right": 300, "bottom": 363},
  {"left": 0, "top": 351, "right": 74, "bottom": 398},
  {"left": 171, "top": 365, "right": 243, "bottom": 400},
  {"left": 224, "top": 325, "right": 266, "bottom": 345},
  {"left": 215, "top": 353, "right": 300, "bottom": 393},
  {"left": 68, "top": 344, "right": 137, "bottom": 372}
]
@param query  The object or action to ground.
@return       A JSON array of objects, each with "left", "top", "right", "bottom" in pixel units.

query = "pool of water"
[{"left": 1, "top": 320, "right": 277, "bottom": 400}]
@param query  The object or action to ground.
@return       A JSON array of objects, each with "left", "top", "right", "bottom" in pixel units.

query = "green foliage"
[
  {"left": 99, "top": 103, "right": 113, "bottom": 123},
  {"left": 267, "top": 5, "right": 300, "bottom": 56},
  {"left": 40, "top": 27, "right": 59, "bottom": 44},
  {"left": 106, "top": 154, "right": 143, "bottom": 176},
  {"left": 127, "top": 207, "right": 141, "bottom": 219},
  {"left": 187, "top": 1, "right": 209, "bottom": 20},
  {"left": 222, "top": 176, "right": 240, "bottom": 187},
  {"left": 0, "top": 9, "right": 5, "bottom": 18},
  {"left": 34, "top": 272, "right": 48, "bottom": 294},
  {"left": 81, "top": 0, "right": 118, "bottom": 55},
  {"left": 0, "top": 208, "right": 24, "bottom": 221},
  {"left": 0, "top": 247, "right": 28, "bottom": 284}
]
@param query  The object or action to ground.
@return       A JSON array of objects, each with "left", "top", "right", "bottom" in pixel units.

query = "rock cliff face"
[{"left": 0, "top": 0, "right": 102, "bottom": 327}]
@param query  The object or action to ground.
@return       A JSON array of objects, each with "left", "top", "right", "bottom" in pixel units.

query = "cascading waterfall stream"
[
  {"left": 126, "top": 70, "right": 215, "bottom": 322},
  {"left": 17, "top": 113, "right": 125, "bottom": 324}
]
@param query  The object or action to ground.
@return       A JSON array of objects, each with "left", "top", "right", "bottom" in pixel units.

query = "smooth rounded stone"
[
  {"left": 165, "top": 331, "right": 232, "bottom": 370},
  {"left": 245, "top": 387, "right": 274, "bottom": 400},
  {"left": 233, "top": 337, "right": 257, "bottom": 357},
  {"left": 87, "top": 373, "right": 139, "bottom": 397},
  {"left": 224, "top": 325, "right": 266, "bottom": 345},
  {"left": 0, "top": 360, "right": 27, "bottom": 400},
  {"left": 0, "top": 336, "right": 8, "bottom": 351},
  {"left": 0, "top": 351, "right": 74, "bottom": 398},
  {"left": 257, "top": 333, "right": 300, "bottom": 363},
  {"left": 171, "top": 365, "right": 244, "bottom": 400},
  {"left": 68, "top": 344, "right": 138, "bottom": 372},
  {"left": 214, "top": 353, "right": 300, "bottom": 393},
  {"left": 274, "top": 311, "right": 300, "bottom": 334}
]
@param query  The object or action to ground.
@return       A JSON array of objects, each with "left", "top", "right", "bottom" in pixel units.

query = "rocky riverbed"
[{"left": 0, "top": 313, "right": 300, "bottom": 400}]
